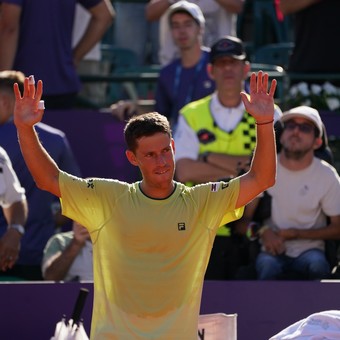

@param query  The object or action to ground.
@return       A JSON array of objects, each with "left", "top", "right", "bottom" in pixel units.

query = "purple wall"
[
  {"left": 42, "top": 109, "right": 140, "bottom": 182},
  {"left": 1, "top": 280, "right": 340, "bottom": 339}
]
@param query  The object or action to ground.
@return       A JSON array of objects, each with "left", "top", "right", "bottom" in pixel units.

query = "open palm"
[
  {"left": 240, "top": 71, "right": 277, "bottom": 123},
  {"left": 13, "top": 76, "right": 45, "bottom": 128}
]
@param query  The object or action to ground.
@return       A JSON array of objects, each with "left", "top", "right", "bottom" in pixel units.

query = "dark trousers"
[
  {"left": 0, "top": 264, "right": 43, "bottom": 281},
  {"left": 205, "top": 235, "right": 252, "bottom": 280}
]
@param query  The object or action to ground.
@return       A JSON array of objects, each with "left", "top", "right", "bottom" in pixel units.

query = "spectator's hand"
[
  {"left": 13, "top": 75, "right": 44, "bottom": 129},
  {"left": 110, "top": 100, "right": 138, "bottom": 121},
  {"left": 261, "top": 228, "right": 286, "bottom": 256},
  {"left": 241, "top": 71, "right": 276, "bottom": 124},
  {"left": 73, "top": 221, "right": 90, "bottom": 246},
  {"left": 278, "top": 228, "right": 299, "bottom": 240},
  {"left": 0, "top": 229, "right": 21, "bottom": 271}
]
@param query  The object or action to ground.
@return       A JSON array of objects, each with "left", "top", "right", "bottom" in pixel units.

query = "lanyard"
[
  {"left": 171, "top": 53, "right": 208, "bottom": 130},
  {"left": 173, "top": 52, "right": 207, "bottom": 105}
]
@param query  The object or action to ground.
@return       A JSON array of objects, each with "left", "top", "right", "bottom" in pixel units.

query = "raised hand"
[
  {"left": 13, "top": 75, "right": 45, "bottom": 129},
  {"left": 240, "top": 71, "right": 277, "bottom": 123}
]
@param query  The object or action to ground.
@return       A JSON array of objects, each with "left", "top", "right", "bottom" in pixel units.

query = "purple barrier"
[{"left": 1, "top": 280, "right": 340, "bottom": 340}]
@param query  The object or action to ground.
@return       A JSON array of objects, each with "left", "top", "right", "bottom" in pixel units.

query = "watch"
[{"left": 9, "top": 224, "right": 25, "bottom": 235}]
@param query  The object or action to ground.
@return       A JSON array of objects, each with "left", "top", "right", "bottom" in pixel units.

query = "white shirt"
[
  {"left": 266, "top": 157, "right": 340, "bottom": 257},
  {"left": 0, "top": 146, "right": 26, "bottom": 208}
]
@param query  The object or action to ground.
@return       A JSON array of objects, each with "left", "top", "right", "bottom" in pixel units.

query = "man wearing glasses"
[{"left": 255, "top": 106, "right": 340, "bottom": 280}]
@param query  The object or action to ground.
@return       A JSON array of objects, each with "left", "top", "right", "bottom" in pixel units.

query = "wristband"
[
  {"left": 256, "top": 119, "right": 274, "bottom": 125},
  {"left": 8, "top": 224, "right": 25, "bottom": 235}
]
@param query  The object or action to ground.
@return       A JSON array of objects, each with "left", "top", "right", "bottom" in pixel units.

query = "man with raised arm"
[{"left": 13, "top": 72, "right": 276, "bottom": 339}]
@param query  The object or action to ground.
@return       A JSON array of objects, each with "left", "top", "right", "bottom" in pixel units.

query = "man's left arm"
[{"left": 236, "top": 72, "right": 277, "bottom": 208}]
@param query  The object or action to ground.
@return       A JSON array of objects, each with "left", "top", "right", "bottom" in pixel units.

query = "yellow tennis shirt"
[{"left": 59, "top": 172, "right": 242, "bottom": 339}]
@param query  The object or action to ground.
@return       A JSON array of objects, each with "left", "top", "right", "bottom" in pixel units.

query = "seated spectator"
[
  {"left": 0, "top": 146, "right": 27, "bottom": 273},
  {"left": 42, "top": 221, "right": 93, "bottom": 282},
  {"left": 174, "top": 35, "right": 282, "bottom": 280},
  {"left": 255, "top": 106, "right": 340, "bottom": 280}
]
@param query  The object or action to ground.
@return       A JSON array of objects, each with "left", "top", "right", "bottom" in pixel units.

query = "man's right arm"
[
  {"left": 14, "top": 77, "right": 61, "bottom": 197},
  {"left": 0, "top": 3, "right": 21, "bottom": 70}
]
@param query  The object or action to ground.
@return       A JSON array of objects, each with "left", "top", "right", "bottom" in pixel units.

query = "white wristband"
[{"left": 9, "top": 224, "right": 25, "bottom": 235}]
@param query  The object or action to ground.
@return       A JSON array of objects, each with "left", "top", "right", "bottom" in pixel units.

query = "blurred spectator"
[
  {"left": 0, "top": 71, "right": 81, "bottom": 280},
  {"left": 146, "top": 0, "right": 244, "bottom": 65},
  {"left": 255, "top": 106, "right": 340, "bottom": 280},
  {"left": 0, "top": 0, "right": 114, "bottom": 109},
  {"left": 42, "top": 221, "right": 93, "bottom": 281},
  {"left": 154, "top": 1, "right": 215, "bottom": 129},
  {"left": 114, "top": 0, "right": 159, "bottom": 65},
  {"left": 280, "top": 0, "right": 340, "bottom": 86},
  {"left": 0, "top": 146, "right": 27, "bottom": 274},
  {"left": 174, "top": 36, "right": 282, "bottom": 279}
]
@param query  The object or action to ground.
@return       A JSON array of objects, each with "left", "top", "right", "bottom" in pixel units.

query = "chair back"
[{"left": 253, "top": 42, "right": 294, "bottom": 70}]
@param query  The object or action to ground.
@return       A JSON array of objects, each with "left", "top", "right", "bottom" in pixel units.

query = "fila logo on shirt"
[{"left": 178, "top": 223, "right": 186, "bottom": 231}]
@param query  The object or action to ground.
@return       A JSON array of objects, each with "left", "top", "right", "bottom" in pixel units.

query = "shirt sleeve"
[{"left": 174, "top": 115, "right": 200, "bottom": 161}]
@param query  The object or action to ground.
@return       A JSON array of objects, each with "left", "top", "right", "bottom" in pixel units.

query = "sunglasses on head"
[{"left": 284, "top": 121, "right": 315, "bottom": 134}]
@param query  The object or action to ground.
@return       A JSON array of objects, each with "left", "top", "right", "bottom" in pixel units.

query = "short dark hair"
[
  {"left": 124, "top": 112, "right": 172, "bottom": 152},
  {"left": 0, "top": 70, "right": 25, "bottom": 95}
]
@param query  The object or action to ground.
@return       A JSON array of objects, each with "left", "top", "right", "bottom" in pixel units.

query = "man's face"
[
  {"left": 280, "top": 118, "right": 320, "bottom": 160},
  {"left": 208, "top": 56, "right": 249, "bottom": 92},
  {"left": 169, "top": 12, "right": 201, "bottom": 50},
  {"left": 126, "top": 132, "right": 176, "bottom": 188}
]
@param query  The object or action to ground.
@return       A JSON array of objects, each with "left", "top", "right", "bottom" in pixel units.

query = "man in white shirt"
[{"left": 256, "top": 106, "right": 340, "bottom": 280}]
